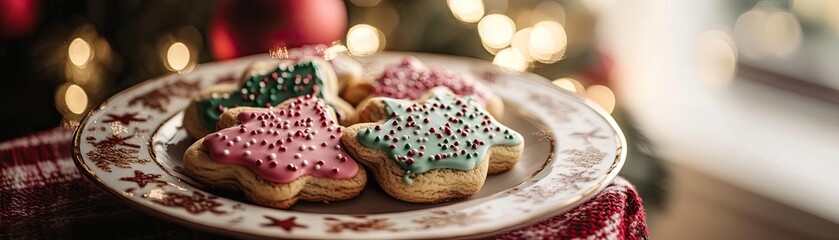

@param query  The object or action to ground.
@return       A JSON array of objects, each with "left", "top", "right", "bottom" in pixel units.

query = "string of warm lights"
[
  {"left": 59, "top": 33, "right": 93, "bottom": 120},
  {"left": 56, "top": 23, "right": 202, "bottom": 122},
  {"left": 342, "top": 0, "right": 615, "bottom": 114},
  {"left": 734, "top": 2, "right": 801, "bottom": 59},
  {"left": 460, "top": 1, "right": 569, "bottom": 70},
  {"left": 58, "top": 23, "right": 117, "bottom": 122},
  {"left": 446, "top": 0, "right": 612, "bottom": 113}
]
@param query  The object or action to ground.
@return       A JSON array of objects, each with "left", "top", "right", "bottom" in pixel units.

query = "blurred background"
[{"left": 1, "top": 0, "right": 837, "bottom": 239}]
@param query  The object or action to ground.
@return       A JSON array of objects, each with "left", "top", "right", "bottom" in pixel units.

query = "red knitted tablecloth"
[{"left": 0, "top": 127, "right": 647, "bottom": 239}]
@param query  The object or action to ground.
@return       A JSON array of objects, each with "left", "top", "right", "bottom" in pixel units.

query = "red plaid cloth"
[{"left": 0, "top": 127, "right": 647, "bottom": 239}]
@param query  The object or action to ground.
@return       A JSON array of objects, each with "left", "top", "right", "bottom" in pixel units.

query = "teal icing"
[
  {"left": 357, "top": 91, "right": 523, "bottom": 185},
  {"left": 196, "top": 60, "right": 327, "bottom": 131}
]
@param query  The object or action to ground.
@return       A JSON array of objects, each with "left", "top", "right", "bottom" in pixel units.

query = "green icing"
[
  {"left": 197, "top": 60, "right": 327, "bottom": 131},
  {"left": 357, "top": 91, "right": 523, "bottom": 185}
]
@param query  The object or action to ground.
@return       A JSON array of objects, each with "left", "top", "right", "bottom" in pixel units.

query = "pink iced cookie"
[
  {"left": 184, "top": 94, "right": 366, "bottom": 209},
  {"left": 344, "top": 56, "right": 505, "bottom": 123},
  {"left": 373, "top": 57, "right": 493, "bottom": 103}
]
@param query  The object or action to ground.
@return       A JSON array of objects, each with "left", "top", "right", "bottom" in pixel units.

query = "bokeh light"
[
  {"left": 763, "top": 11, "right": 801, "bottom": 57},
  {"left": 697, "top": 30, "right": 737, "bottom": 87},
  {"left": 447, "top": 0, "right": 485, "bottom": 23},
  {"left": 63, "top": 25, "right": 105, "bottom": 88},
  {"left": 552, "top": 77, "right": 584, "bottom": 93},
  {"left": 734, "top": 9, "right": 766, "bottom": 58},
  {"left": 586, "top": 85, "right": 615, "bottom": 114},
  {"left": 511, "top": 27, "right": 534, "bottom": 63},
  {"left": 63, "top": 84, "right": 88, "bottom": 114},
  {"left": 493, "top": 47, "right": 528, "bottom": 72},
  {"left": 347, "top": 24, "right": 385, "bottom": 56},
  {"left": 478, "top": 14, "right": 516, "bottom": 53},
  {"left": 68, "top": 38, "right": 92, "bottom": 68},
  {"left": 734, "top": 5, "right": 802, "bottom": 58},
  {"left": 529, "top": 21, "right": 567, "bottom": 64},
  {"left": 166, "top": 42, "right": 191, "bottom": 72}
]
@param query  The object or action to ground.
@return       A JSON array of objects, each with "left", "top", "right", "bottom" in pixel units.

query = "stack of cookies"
[{"left": 182, "top": 46, "right": 524, "bottom": 209}]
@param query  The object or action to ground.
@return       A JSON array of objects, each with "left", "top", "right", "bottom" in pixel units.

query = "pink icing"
[
  {"left": 372, "top": 57, "right": 493, "bottom": 104},
  {"left": 202, "top": 94, "right": 359, "bottom": 183}
]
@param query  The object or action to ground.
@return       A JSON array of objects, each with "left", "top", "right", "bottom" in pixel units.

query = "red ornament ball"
[
  {"left": 0, "top": 0, "right": 40, "bottom": 40},
  {"left": 209, "top": 0, "right": 347, "bottom": 60}
]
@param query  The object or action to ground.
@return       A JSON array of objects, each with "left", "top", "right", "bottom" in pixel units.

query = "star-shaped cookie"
[
  {"left": 184, "top": 94, "right": 366, "bottom": 209},
  {"left": 341, "top": 87, "right": 523, "bottom": 203},
  {"left": 343, "top": 56, "right": 504, "bottom": 122},
  {"left": 183, "top": 58, "right": 354, "bottom": 139}
]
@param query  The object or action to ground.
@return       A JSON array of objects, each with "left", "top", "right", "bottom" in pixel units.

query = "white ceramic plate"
[{"left": 73, "top": 52, "right": 626, "bottom": 239}]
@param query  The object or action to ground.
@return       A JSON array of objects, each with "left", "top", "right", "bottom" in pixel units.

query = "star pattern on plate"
[
  {"left": 104, "top": 112, "right": 147, "bottom": 125},
  {"left": 119, "top": 170, "right": 166, "bottom": 187},
  {"left": 263, "top": 216, "right": 307, "bottom": 232}
]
